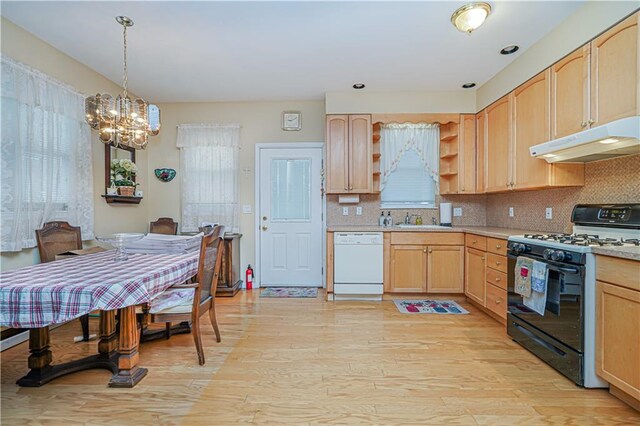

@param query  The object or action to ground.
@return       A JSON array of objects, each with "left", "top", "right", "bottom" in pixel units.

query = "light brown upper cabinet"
[
  {"left": 326, "top": 114, "right": 372, "bottom": 194},
  {"left": 551, "top": 45, "right": 590, "bottom": 139},
  {"left": 513, "top": 70, "right": 584, "bottom": 190},
  {"left": 475, "top": 111, "right": 485, "bottom": 193},
  {"left": 591, "top": 12, "right": 639, "bottom": 127},
  {"left": 458, "top": 114, "right": 478, "bottom": 194},
  {"left": 484, "top": 94, "right": 512, "bottom": 193}
]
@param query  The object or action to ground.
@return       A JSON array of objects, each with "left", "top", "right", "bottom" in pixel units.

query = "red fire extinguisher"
[{"left": 245, "top": 265, "right": 254, "bottom": 290}]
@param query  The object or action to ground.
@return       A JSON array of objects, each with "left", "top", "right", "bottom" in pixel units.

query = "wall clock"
[{"left": 282, "top": 111, "right": 301, "bottom": 131}]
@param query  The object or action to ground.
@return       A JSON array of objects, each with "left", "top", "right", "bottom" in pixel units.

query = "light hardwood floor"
[{"left": 2, "top": 291, "right": 639, "bottom": 424}]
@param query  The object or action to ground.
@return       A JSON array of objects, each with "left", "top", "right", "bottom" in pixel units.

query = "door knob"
[{"left": 261, "top": 226, "right": 268, "bottom": 231}]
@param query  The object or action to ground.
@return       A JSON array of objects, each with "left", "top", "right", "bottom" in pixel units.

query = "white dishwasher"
[{"left": 333, "top": 232, "right": 384, "bottom": 300}]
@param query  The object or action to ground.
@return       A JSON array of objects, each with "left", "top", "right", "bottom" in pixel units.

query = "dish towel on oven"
[
  {"left": 523, "top": 261, "right": 549, "bottom": 315},
  {"left": 514, "top": 257, "right": 534, "bottom": 297}
]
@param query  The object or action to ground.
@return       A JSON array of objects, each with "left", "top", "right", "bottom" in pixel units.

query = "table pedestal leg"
[
  {"left": 17, "top": 314, "right": 119, "bottom": 387},
  {"left": 109, "top": 306, "right": 147, "bottom": 388}
]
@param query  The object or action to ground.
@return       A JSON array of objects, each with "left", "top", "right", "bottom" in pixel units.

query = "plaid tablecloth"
[{"left": 0, "top": 250, "right": 199, "bottom": 328}]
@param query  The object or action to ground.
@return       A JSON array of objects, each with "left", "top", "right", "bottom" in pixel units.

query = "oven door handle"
[{"left": 546, "top": 264, "right": 580, "bottom": 275}]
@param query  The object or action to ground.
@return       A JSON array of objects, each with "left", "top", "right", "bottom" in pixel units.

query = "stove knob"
[
  {"left": 514, "top": 243, "right": 527, "bottom": 254},
  {"left": 550, "top": 250, "right": 565, "bottom": 262},
  {"left": 543, "top": 249, "right": 554, "bottom": 260}
]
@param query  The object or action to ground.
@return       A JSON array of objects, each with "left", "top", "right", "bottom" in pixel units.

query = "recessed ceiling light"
[
  {"left": 462, "top": 82, "right": 476, "bottom": 89},
  {"left": 451, "top": 2, "right": 491, "bottom": 34},
  {"left": 352, "top": 83, "right": 365, "bottom": 89},
  {"left": 500, "top": 45, "right": 520, "bottom": 55}
]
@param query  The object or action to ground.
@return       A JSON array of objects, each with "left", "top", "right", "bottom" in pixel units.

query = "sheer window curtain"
[
  {"left": 1, "top": 56, "right": 94, "bottom": 252},
  {"left": 176, "top": 124, "right": 240, "bottom": 233},
  {"left": 380, "top": 123, "right": 440, "bottom": 190}
]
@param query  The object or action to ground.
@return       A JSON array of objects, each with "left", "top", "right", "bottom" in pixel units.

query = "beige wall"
[
  {"left": 325, "top": 91, "right": 476, "bottom": 114},
  {"left": 0, "top": 18, "right": 149, "bottom": 271},
  {"left": 147, "top": 100, "right": 326, "bottom": 273},
  {"left": 476, "top": 2, "right": 639, "bottom": 111}
]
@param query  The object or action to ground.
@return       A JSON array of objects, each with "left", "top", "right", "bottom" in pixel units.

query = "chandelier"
[{"left": 85, "top": 16, "right": 160, "bottom": 149}]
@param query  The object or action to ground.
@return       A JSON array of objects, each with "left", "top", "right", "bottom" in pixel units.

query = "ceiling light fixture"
[
  {"left": 451, "top": 2, "right": 491, "bottom": 34},
  {"left": 352, "top": 83, "right": 366, "bottom": 89},
  {"left": 462, "top": 82, "right": 476, "bottom": 89},
  {"left": 85, "top": 16, "right": 160, "bottom": 149},
  {"left": 500, "top": 45, "right": 520, "bottom": 55}
]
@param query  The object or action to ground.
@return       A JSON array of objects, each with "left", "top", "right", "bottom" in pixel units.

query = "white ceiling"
[{"left": 2, "top": 1, "right": 585, "bottom": 102}]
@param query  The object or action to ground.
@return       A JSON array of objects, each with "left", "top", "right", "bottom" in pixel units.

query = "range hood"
[{"left": 530, "top": 116, "right": 640, "bottom": 163}]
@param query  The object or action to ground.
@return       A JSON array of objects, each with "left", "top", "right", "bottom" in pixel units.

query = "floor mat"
[
  {"left": 260, "top": 287, "right": 318, "bottom": 298},
  {"left": 393, "top": 299, "right": 469, "bottom": 314}
]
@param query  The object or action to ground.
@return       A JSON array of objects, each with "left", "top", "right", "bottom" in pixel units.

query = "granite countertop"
[
  {"left": 592, "top": 246, "right": 640, "bottom": 261},
  {"left": 326, "top": 225, "right": 545, "bottom": 239}
]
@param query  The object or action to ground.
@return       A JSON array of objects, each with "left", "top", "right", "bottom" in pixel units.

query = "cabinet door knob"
[
  {"left": 349, "top": 186, "right": 353, "bottom": 190},
  {"left": 496, "top": 298, "right": 502, "bottom": 304},
  {"left": 461, "top": 188, "right": 465, "bottom": 191},
  {"left": 423, "top": 249, "right": 427, "bottom": 253},
  {"left": 428, "top": 249, "right": 433, "bottom": 253},
  {"left": 496, "top": 244, "right": 501, "bottom": 249},
  {"left": 581, "top": 121, "right": 587, "bottom": 128},
  {"left": 588, "top": 119, "right": 595, "bottom": 125},
  {"left": 481, "top": 257, "right": 485, "bottom": 261},
  {"left": 472, "top": 240, "right": 477, "bottom": 244}
]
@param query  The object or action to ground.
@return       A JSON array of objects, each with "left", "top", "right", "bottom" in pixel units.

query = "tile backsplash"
[
  {"left": 486, "top": 154, "right": 640, "bottom": 233},
  {"left": 326, "top": 194, "right": 487, "bottom": 227},
  {"left": 326, "top": 154, "right": 639, "bottom": 232}
]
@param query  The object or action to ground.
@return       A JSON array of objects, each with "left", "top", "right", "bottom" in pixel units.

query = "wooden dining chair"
[
  {"left": 149, "top": 217, "right": 178, "bottom": 235},
  {"left": 35, "top": 221, "right": 90, "bottom": 342},
  {"left": 146, "top": 226, "right": 225, "bottom": 365}
]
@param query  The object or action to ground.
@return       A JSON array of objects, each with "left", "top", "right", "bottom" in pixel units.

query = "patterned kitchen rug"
[
  {"left": 394, "top": 300, "right": 469, "bottom": 314},
  {"left": 260, "top": 287, "right": 318, "bottom": 298}
]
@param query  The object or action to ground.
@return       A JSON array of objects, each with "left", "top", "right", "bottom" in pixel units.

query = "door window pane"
[{"left": 271, "top": 159, "right": 311, "bottom": 221}]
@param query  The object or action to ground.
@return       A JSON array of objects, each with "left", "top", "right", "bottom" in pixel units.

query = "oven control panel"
[{"left": 597, "top": 207, "right": 631, "bottom": 222}]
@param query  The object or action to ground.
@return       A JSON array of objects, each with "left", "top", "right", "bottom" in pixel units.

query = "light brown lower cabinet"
[
  {"left": 464, "top": 234, "right": 508, "bottom": 323},
  {"left": 389, "top": 244, "right": 464, "bottom": 293},
  {"left": 464, "top": 247, "right": 485, "bottom": 305},
  {"left": 596, "top": 254, "right": 640, "bottom": 409}
]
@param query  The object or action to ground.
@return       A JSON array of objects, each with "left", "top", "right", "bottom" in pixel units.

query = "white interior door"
[{"left": 259, "top": 147, "right": 323, "bottom": 287}]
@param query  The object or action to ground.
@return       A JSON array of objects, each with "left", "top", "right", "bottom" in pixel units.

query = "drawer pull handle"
[
  {"left": 496, "top": 244, "right": 502, "bottom": 249},
  {"left": 495, "top": 277, "right": 501, "bottom": 282},
  {"left": 495, "top": 298, "right": 502, "bottom": 304},
  {"left": 481, "top": 257, "right": 485, "bottom": 261},
  {"left": 472, "top": 240, "right": 477, "bottom": 244},
  {"left": 495, "top": 261, "right": 501, "bottom": 266}
]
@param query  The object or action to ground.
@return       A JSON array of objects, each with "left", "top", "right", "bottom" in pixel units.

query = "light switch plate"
[
  {"left": 356, "top": 206, "right": 363, "bottom": 216},
  {"left": 342, "top": 207, "right": 349, "bottom": 216},
  {"left": 546, "top": 207, "right": 553, "bottom": 220},
  {"left": 509, "top": 207, "right": 514, "bottom": 218},
  {"left": 453, "top": 207, "right": 462, "bottom": 217},
  {"left": 242, "top": 204, "right": 252, "bottom": 214}
]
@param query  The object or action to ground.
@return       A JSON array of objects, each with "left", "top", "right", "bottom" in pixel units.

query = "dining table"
[{"left": 0, "top": 249, "right": 199, "bottom": 388}]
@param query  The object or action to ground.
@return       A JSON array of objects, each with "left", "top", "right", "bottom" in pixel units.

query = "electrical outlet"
[
  {"left": 509, "top": 207, "right": 514, "bottom": 218},
  {"left": 356, "top": 206, "right": 363, "bottom": 216},
  {"left": 453, "top": 207, "right": 462, "bottom": 217},
  {"left": 546, "top": 207, "right": 553, "bottom": 220},
  {"left": 242, "top": 204, "right": 252, "bottom": 214},
  {"left": 342, "top": 207, "right": 349, "bottom": 216}
]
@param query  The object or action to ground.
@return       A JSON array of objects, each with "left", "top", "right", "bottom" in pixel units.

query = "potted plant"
[{"left": 110, "top": 159, "right": 138, "bottom": 196}]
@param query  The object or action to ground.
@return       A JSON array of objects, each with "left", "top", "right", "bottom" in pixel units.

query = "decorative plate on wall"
[{"left": 154, "top": 168, "right": 176, "bottom": 182}]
